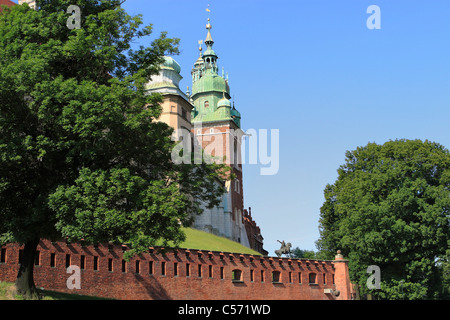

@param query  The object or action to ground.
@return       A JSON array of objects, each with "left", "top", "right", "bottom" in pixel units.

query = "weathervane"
[{"left": 206, "top": 4, "right": 211, "bottom": 29}]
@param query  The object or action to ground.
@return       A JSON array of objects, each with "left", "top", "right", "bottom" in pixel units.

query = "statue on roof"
[{"left": 275, "top": 240, "right": 292, "bottom": 258}]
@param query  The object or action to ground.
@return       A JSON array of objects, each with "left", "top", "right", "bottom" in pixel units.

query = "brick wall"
[
  {"left": 243, "top": 208, "right": 267, "bottom": 255},
  {"left": 0, "top": 240, "right": 350, "bottom": 300}
]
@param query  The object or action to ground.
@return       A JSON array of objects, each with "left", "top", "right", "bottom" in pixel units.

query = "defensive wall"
[{"left": 0, "top": 239, "right": 352, "bottom": 300}]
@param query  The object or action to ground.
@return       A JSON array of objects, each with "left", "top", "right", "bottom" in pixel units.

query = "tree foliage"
[
  {"left": 290, "top": 247, "right": 317, "bottom": 260},
  {"left": 0, "top": 0, "right": 228, "bottom": 298},
  {"left": 317, "top": 139, "right": 450, "bottom": 299}
]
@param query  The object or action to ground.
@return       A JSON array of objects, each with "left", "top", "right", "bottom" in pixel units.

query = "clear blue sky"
[{"left": 122, "top": 0, "right": 450, "bottom": 256}]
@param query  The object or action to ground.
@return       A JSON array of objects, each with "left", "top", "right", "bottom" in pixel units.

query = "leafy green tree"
[
  {"left": 0, "top": 0, "right": 227, "bottom": 299},
  {"left": 317, "top": 139, "right": 450, "bottom": 299},
  {"left": 290, "top": 247, "right": 317, "bottom": 259}
]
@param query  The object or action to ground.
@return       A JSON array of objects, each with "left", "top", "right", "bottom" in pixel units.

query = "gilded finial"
[
  {"left": 198, "top": 40, "right": 203, "bottom": 56},
  {"left": 205, "top": 5, "right": 213, "bottom": 44}
]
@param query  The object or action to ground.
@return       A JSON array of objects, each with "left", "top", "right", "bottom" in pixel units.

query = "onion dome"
[
  {"left": 217, "top": 95, "right": 232, "bottom": 108},
  {"left": 161, "top": 56, "right": 181, "bottom": 74}
]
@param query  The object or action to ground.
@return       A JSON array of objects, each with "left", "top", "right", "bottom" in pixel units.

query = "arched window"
[
  {"left": 309, "top": 273, "right": 317, "bottom": 284},
  {"left": 204, "top": 101, "right": 209, "bottom": 108},
  {"left": 272, "top": 271, "right": 281, "bottom": 283},
  {"left": 232, "top": 269, "right": 243, "bottom": 282}
]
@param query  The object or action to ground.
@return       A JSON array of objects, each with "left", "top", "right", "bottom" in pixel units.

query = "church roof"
[
  {"left": 190, "top": 16, "right": 241, "bottom": 128},
  {"left": 192, "top": 70, "right": 229, "bottom": 96},
  {"left": 161, "top": 56, "right": 181, "bottom": 74}
]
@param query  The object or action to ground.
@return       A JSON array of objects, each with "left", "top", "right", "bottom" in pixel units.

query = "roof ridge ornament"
[{"left": 205, "top": 17, "right": 213, "bottom": 44}]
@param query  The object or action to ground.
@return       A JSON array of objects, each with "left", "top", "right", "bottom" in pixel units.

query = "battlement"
[{"left": 0, "top": 239, "right": 351, "bottom": 300}]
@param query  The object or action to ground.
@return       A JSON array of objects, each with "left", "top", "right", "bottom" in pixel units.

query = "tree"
[
  {"left": 0, "top": 0, "right": 228, "bottom": 299},
  {"left": 290, "top": 247, "right": 317, "bottom": 259},
  {"left": 317, "top": 139, "right": 450, "bottom": 299}
]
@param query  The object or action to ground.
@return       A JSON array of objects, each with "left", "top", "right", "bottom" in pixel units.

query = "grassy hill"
[{"left": 175, "top": 228, "right": 261, "bottom": 255}]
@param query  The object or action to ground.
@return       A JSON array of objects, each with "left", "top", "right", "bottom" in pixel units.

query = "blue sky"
[{"left": 121, "top": 0, "right": 450, "bottom": 256}]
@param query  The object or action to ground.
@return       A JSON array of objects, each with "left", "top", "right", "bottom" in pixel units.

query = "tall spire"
[
  {"left": 202, "top": 12, "right": 218, "bottom": 73},
  {"left": 205, "top": 18, "right": 214, "bottom": 47}
]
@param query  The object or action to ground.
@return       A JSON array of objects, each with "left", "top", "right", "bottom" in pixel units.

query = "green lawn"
[
  {"left": 174, "top": 227, "right": 262, "bottom": 255},
  {"left": 0, "top": 281, "right": 110, "bottom": 300}
]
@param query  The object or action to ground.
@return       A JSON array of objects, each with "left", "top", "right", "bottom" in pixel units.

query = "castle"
[
  {"left": 145, "top": 16, "right": 266, "bottom": 255},
  {"left": 0, "top": 3, "right": 354, "bottom": 300}
]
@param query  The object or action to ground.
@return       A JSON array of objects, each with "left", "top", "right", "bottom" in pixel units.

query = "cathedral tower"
[
  {"left": 145, "top": 14, "right": 265, "bottom": 254},
  {"left": 188, "top": 17, "right": 247, "bottom": 245},
  {"left": 145, "top": 56, "right": 193, "bottom": 136}
]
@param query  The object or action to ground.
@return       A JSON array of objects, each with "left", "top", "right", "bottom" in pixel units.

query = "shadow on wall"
[{"left": 134, "top": 273, "right": 172, "bottom": 300}]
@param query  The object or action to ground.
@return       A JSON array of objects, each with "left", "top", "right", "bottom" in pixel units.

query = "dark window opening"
[
  {"left": 272, "top": 271, "right": 281, "bottom": 283},
  {"left": 232, "top": 269, "right": 243, "bottom": 282},
  {"left": 309, "top": 273, "right": 317, "bottom": 284},
  {"left": 93, "top": 256, "right": 98, "bottom": 271},
  {"left": 135, "top": 260, "right": 140, "bottom": 274},
  {"left": 108, "top": 259, "right": 113, "bottom": 272},
  {"left": 0, "top": 248, "right": 6, "bottom": 263},
  {"left": 34, "top": 251, "right": 40, "bottom": 266},
  {"left": 149, "top": 261, "right": 153, "bottom": 275},
  {"left": 50, "top": 253, "right": 56, "bottom": 268},
  {"left": 80, "top": 255, "right": 85, "bottom": 270}
]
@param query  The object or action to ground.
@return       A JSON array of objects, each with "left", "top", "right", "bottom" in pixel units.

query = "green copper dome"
[
  {"left": 203, "top": 48, "right": 217, "bottom": 57},
  {"left": 161, "top": 56, "right": 181, "bottom": 74},
  {"left": 192, "top": 71, "right": 229, "bottom": 96},
  {"left": 217, "top": 96, "right": 231, "bottom": 108},
  {"left": 231, "top": 106, "right": 241, "bottom": 127},
  {"left": 231, "top": 106, "right": 241, "bottom": 118}
]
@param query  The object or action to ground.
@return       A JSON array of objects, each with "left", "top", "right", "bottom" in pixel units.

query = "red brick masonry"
[{"left": 0, "top": 240, "right": 352, "bottom": 300}]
